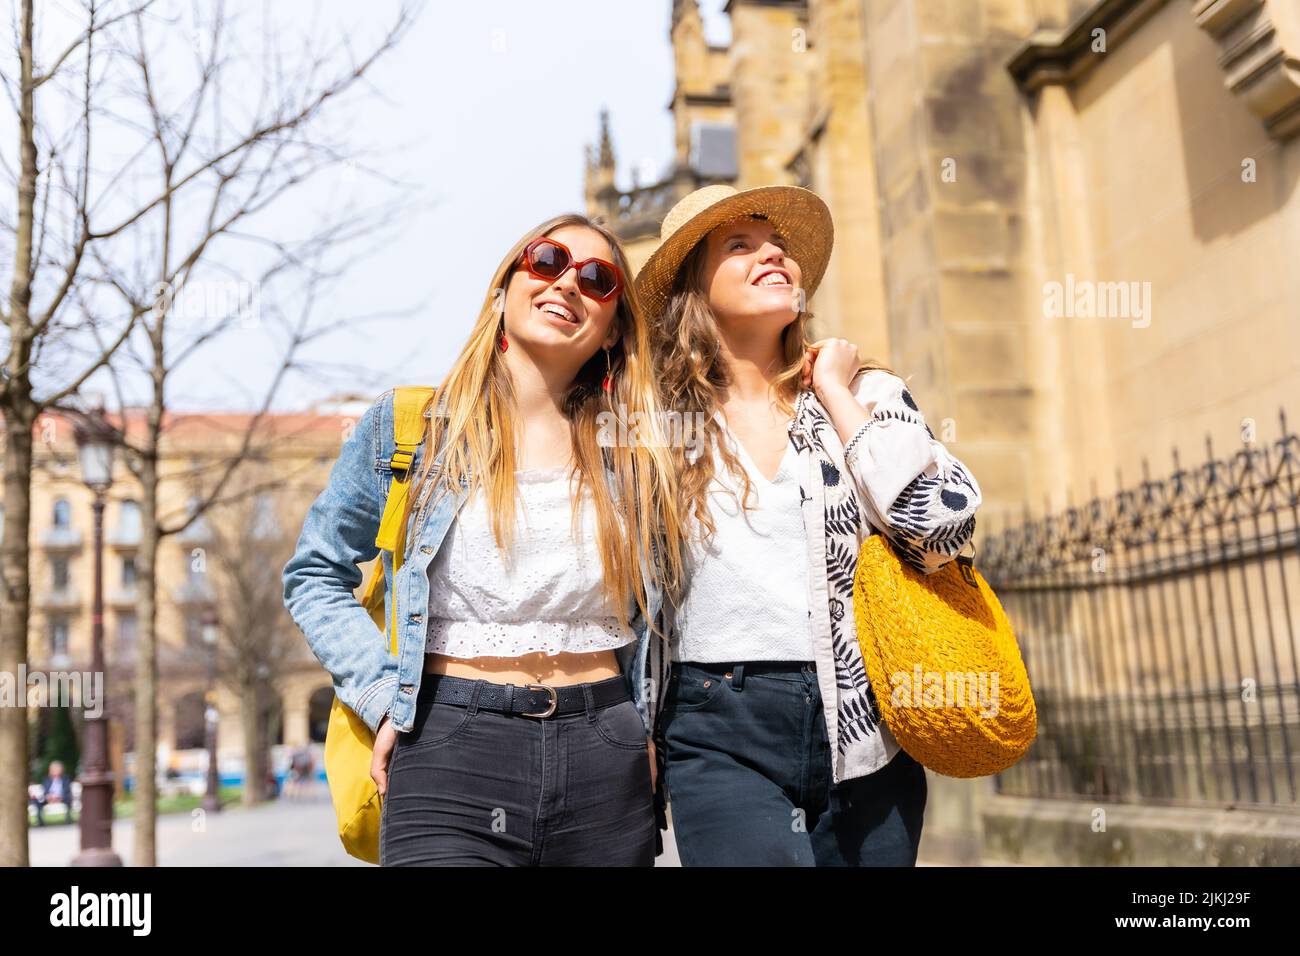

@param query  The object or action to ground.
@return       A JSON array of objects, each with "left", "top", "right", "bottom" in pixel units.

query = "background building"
[
  {"left": 590, "top": 0, "right": 1300, "bottom": 514},
  {"left": 23, "top": 400, "right": 376, "bottom": 793},
  {"left": 589, "top": 0, "right": 1300, "bottom": 864}
]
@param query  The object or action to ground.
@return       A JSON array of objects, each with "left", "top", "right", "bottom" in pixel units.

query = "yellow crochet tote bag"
[
  {"left": 852, "top": 533, "right": 1037, "bottom": 777},
  {"left": 323, "top": 386, "right": 432, "bottom": 864}
]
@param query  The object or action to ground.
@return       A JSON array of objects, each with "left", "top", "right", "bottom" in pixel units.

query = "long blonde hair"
[
  {"left": 408, "top": 214, "right": 683, "bottom": 627},
  {"left": 654, "top": 226, "right": 893, "bottom": 539}
]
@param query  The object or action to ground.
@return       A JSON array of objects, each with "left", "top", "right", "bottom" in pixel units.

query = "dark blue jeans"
[
  {"left": 381, "top": 673, "right": 657, "bottom": 866},
  {"left": 660, "top": 660, "right": 928, "bottom": 866}
]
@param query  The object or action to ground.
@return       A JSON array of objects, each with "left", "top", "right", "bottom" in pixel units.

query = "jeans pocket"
[
  {"left": 665, "top": 666, "right": 724, "bottom": 714},
  {"left": 397, "top": 699, "right": 472, "bottom": 757},
  {"left": 593, "top": 700, "right": 650, "bottom": 751}
]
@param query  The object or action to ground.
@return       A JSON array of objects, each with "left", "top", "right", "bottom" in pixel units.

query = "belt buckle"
[{"left": 522, "top": 683, "right": 558, "bottom": 718}]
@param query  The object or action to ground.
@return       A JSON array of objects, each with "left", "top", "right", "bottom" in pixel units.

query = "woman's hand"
[
  {"left": 371, "top": 714, "right": 398, "bottom": 797},
  {"left": 648, "top": 736, "right": 658, "bottom": 793},
  {"left": 802, "top": 338, "right": 860, "bottom": 397},
  {"left": 803, "top": 339, "right": 874, "bottom": 447}
]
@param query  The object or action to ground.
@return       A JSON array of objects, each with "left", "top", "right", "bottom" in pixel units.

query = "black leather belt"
[{"left": 419, "top": 672, "right": 630, "bottom": 718}]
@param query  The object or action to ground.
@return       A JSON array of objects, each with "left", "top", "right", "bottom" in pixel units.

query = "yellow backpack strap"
[
  {"left": 373, "top": 386, "right": 435, "bottom": 655},
  {"left": 374, "top": 387, "right": 435, "bottom": 554}
]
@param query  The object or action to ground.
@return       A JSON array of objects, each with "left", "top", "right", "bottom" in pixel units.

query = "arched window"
[
  {"left": 308, "top": 687, "right": 335, "bottom": 744},
  {"left": 119, "top": 499, "right": 141, "bottom": 536},
  {"left": 52, "top": 498, "right": 71, "bottom": 528}
]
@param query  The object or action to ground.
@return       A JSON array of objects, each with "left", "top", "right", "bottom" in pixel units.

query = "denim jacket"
[{"left": 282, "top": 389, "right": 672, "bottom": 838}]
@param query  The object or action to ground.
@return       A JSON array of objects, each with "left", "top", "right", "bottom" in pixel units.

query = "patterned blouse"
[{"left": 785, "top": 367, "right": 983, "bottom": 782}]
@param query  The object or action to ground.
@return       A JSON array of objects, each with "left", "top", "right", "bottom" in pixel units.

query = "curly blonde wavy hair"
[{"left": 653, "top": 224, "right": 892, "bottom": 540}]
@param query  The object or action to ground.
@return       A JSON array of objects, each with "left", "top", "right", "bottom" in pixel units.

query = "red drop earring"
[
  {"left": 601, "top": 348, "right": 613, "bottom": 392},
  {"left": 498, "top": 331, "right": 508, "bottom": 353}
]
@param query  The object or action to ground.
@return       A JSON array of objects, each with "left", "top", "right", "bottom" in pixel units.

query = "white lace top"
[{"left": 424, "top": 465, "right": 635, "bottom": 658}]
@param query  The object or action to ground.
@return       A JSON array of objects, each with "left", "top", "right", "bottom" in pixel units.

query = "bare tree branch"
[{"left": 31, "top": 0, "right": 159, "bottom": 89}]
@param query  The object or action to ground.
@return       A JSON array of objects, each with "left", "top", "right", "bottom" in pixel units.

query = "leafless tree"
[
  {"left": 196, "top": 474, "right": 304, "bottom": 810},
  {"left": 1, "top": 0, "right": 422, "bottom": 865}
]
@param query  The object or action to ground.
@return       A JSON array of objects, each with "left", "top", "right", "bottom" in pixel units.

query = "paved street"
[
  {"left": 29, "top": 786, "right": 370, "bottom": 866},
  {"left": 28, "top": 783, "right": 684, "bottom": 866},
  {"left": 29, "top": 787, "right": 956, "bottom": 866}
]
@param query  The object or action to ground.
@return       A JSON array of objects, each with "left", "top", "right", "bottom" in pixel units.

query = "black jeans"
[
  {"left": 661, "top": 660, "right": 928, "bottom": 866},
  {"left": 380, "top": 673, "right": 656, "bottom": 866}
]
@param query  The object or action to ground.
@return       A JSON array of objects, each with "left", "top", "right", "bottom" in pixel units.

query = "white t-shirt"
[{"left": 672, "top": 418, "right": 814, "bottom": 663}]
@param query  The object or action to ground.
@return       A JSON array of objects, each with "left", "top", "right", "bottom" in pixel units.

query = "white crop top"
[{"left": 424, "top": 465, "right": 635, "bottom": 658}]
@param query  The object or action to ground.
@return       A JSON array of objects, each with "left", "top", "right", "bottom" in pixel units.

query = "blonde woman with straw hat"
[
  {"left": 284, "top": 213, "right": 683, "bottom": 865},
  {"left": 637, "top": 184, "right": 983, "bottom": 866}
]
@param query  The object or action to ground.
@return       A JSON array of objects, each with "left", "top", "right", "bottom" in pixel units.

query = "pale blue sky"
[{"left": 62, "top": 0, "right": 733, "bottom": 413}]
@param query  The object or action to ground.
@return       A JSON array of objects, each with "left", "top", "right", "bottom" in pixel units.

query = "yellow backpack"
[{"left": 323, "top": 386, "right": 434, "bottom": 865}]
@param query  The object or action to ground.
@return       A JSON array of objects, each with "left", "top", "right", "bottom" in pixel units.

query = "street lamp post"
[
  {"left": 71, "top": 408, "right": 123, "bottom": 867},
  {"left": 201, "top": 608, "right": 222, "bottom": 814}
]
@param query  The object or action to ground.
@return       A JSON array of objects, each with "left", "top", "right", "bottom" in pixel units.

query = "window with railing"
[
  {"left": 119, "top": 499, "right": 140, "bottom": 534},
  {"left": 111, "top": 498, "right": 142, "bottom": 545}
]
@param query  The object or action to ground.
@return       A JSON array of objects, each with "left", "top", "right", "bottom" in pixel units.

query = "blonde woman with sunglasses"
[
  {"left": 284, "top": 215, "right": 682, "bottom": 866},
  {"left": 637, "top": 185, "right": 982, "bottom": 866}
]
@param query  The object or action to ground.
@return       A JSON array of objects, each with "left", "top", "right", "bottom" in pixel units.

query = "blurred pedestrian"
[{"left": 30, "top": 760, "right": 76, "bottom": 826}]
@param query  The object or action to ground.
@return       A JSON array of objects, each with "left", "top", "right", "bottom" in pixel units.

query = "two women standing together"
[{"left": 282, "top": 183, "right": 983, "bottom": 866}]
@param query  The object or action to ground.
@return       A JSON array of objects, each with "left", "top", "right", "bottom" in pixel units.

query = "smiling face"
[
  {"left": 501, "top": 224, "right": 622, "bottom": 363},
  {"left": 699, "top": 215, "right": 803, "bottom": 337}
]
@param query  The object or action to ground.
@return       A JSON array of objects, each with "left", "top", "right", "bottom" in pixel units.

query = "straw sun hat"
[{"left": 633, "top": 183, "right": 834, "bottom": 320}]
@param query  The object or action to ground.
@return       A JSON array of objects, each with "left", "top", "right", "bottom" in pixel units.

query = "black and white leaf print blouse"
[
  {"left": 788, "top": 367, "right": 982, "bottom": 782},
  {"left": 840, "top": 369, "right": 982, "bottom": 573}
]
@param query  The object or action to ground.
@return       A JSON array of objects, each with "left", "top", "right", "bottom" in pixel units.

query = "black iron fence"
[{"left": 980, "top": 411, "right": 1300, "bottom": 810}]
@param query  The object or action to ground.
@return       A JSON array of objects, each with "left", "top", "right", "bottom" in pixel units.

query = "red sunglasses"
[{"left": 516, "top": 237, "right": 624, "bottom": 302}]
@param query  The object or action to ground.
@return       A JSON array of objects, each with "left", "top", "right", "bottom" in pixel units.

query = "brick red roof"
[{"left": 22, "top": 406, "right": 359, "bottom": 455}]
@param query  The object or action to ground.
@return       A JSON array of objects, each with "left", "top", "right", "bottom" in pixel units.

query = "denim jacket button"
[
  {"left": 420, "top": 545, "right": 433, "bottom": 554},
  {"left": 400, "top": 685, "right": 414, "bottom": 695},
  {"left": 408, "top": 613, "right": 422, "bottom": 624}
]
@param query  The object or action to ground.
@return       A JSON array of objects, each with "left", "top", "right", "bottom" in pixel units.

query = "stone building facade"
[
  {"left": 21, "top": 401, "right": 372, "bottom": 790},
  {"left": 588, "top": 0, "right": 1300, "bottom": 865},
  {"left": 588, "top": 0, "right": 1300, "bottom": 520}
]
